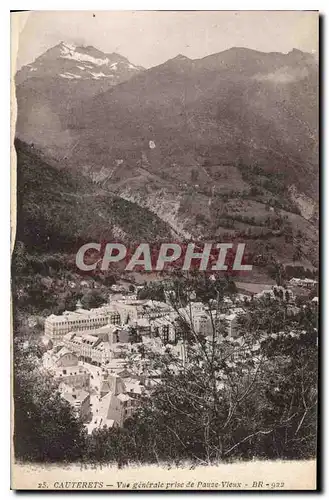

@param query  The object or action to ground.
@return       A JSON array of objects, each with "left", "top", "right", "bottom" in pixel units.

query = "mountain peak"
[
  {"left": 58, "top": 41, "right": 76, "bottom": 50},
  {"left": 162, "top": 54, "right": 193, "bottom": 69},
  {"left": 175, "top": 53, "right": 190, "bottom": 60},
  {"left": 171, "top": 53, "right": 192, "bottom": 63},
  {"left": 289, "top": 48, "right": 306, "bottom": 55},
  {"left": 16, "top": 42, "right": 144, "bottom": 85}
]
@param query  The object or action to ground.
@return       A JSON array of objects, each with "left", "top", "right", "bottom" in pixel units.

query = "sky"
[{"left": 13, "top": 10, "right": 318, "bottom": 70}]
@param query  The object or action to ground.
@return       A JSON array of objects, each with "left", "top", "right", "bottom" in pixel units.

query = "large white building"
[
  {"left": 62, "top": 324, "right": 132, "bottom": 366},
  {"left": 44, "top": 306, "right": 120, "bottom": 343},
  {"left": 43, "top": 345, "right": 91, "bottom": 389},
  {"left": 178, "top": 303, "right": 245, "bottom": 339},
  {"left": 44, "top": 298, "right": 174, "bottom": 344}
]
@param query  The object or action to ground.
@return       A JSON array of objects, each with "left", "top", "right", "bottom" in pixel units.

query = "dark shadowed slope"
[{"left": 14, "top": 139, "right": 172, "bottom": 254}]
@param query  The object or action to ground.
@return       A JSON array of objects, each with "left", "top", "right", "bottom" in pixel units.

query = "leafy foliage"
[
  {"left": 118, "top": 297, "right": 317, "bottom": 463},
  {"left": 13, "top": 341, "right": 86, "bottom": 462},
  {"left": 137, "top": 283, "right": 166, "bottom": 301}
]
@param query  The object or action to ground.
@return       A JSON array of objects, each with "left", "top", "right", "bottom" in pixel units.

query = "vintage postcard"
[{"left": 10, "top": 10, "right": 319, "bottom": 491}]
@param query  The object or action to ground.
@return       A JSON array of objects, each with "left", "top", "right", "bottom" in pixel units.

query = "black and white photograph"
[{"left": 10, "top": 10, "right": 319, "bottom": 490}]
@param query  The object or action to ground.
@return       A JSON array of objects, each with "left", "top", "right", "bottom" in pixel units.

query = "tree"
[
  {"left": 64, "top": 291, "right": 83, "bottom": 312},
  {"left": 13, "top": 341, "right": 86, "bottom": 462},
  {"left": 250, "top": 186, "right": 261, "bottom": 197},
  {"left": 137, "top": 283, "right": 166, "bottom": 302},
  {"left": 85, "top": 426, "right": 136, "bottom": 466},
  {"left": 123, "top": 274, "right": 317, "bottom": 464},
  {"left": 191, "top": 169, "right": 199, "bottom": 184},
  {"left": 293, "top": 244, "right": 303, "bottom": 262},
  {"left": 128, "top": 326, "right": 142, "bottom": 344},
  {"left": 267, "top": 260, "right": 286, "bottom": 286},
  {"left": 81, "top": 290, "right": 106, "bottom": 309}
]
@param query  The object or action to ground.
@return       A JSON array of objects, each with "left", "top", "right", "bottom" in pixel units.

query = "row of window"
[{"left": 48, "top": 316, "right": 121, "bottom": 330}]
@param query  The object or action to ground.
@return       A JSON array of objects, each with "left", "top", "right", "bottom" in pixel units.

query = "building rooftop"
[
  {"left": 46, "top": 304, "right": 122, "bottom": 323},
  {"left": 55, "top": 365, "right": 89, "bottom": 376},
  {"left": 62, "top": 389, "right": 89, "bottom": 405},
  {"left": 117, "top": 393, "right": 132, "bottom": 402},
  {"left": 81, "top": 334, "right": 100, "bottom": 345}
]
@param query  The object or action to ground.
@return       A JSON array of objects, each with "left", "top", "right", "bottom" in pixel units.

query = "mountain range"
[{"left": 14, "top": 43, "right": 319, "bottom": 270}]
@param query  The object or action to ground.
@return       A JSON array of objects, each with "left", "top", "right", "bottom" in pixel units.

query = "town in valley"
[{"left": 30, "top": 275, "right": 318, "bottom": 433}]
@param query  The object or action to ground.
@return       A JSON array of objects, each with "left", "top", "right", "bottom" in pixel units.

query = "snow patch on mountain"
[
  {"left": 90, "top": 71, "right": 114, "bottom": 80},
  {"left": 61, "top": 42, "right": 76, "bottom": 51},
  {"left": 60, "top": 73, "right": 74, "bottom": 79},
  {"left": 60, "top": 44, "right": 110, "bottom": 66},
  {"left": 60, "top": 72, "right": 82, "bottom": 79}
]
